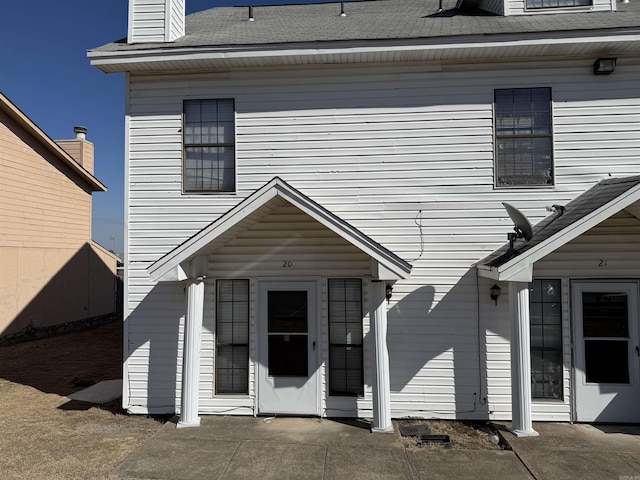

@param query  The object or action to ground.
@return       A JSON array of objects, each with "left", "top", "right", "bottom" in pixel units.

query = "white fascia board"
[
  {"left": 499, "top": 262, "right": 534, "bottom": 283},
  {"left": 491, "top": 182, "right": 640, "bottom": 281},
  {"left": 477, "top": 265, "right": 500, "bottom": 280},
  {"left": 476, "top": 263, "right": 533, "bottom": 282},
  {"left": 148, "top": 180, "right": 281, "bottom": 282},
  {"left": 371, "top": 260, "right": 406, "bottom": 281},
  {"left": 88, "top": 32, "right": 640, "bottom": 72}
]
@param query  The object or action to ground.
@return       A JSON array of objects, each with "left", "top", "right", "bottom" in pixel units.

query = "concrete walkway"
[
  {"left": 498, "top": 422, "right": 640, "bottom": 480},
  {"left": 114, "top": 416, "right": 530, "bottom": 480},
  {"left": 114, "top": 417, "right": 640, "bottom": 480}
]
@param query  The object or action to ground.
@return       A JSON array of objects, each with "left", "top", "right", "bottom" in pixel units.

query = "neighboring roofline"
[
  {"left": 88, "top": 30, "right": 640, "bottom": 73},
  {"left": 148, "top": 177, "right": 413, "bottom": 282},
  {"left": 477, "top": 180, "right": 640, "bottom": 282},
  {"left": 0, "top": 92, "right": 107, "bottom": 192},
  {"left": 91, "top": 240, "right": 122, "bottom": 263}
]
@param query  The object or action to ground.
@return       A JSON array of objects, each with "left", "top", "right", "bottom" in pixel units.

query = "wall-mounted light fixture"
[
  {"left": 594, "top": 58, "right": 616, "bottom": 75},
  {"left": 385, "top": 284, "right": 393, "bottom": 304},
  {"left": 490, "top": 284, "right": 501, "bottom": 305}
]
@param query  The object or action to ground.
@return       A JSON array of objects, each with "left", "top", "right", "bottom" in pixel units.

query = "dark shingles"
[
  {"left": 480, "top": 176, "right": 640, "bottom": 268},
  {"left": 91, "top": 0, "right": 640, "bottom": 52}
]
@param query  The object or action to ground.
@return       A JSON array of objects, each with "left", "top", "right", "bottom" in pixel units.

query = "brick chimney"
[
  {"left": 56, "top": 126, "right": 95, "bottom": 175},
  {"left": 128, "top": 0, "right": 185, "bottom": 44}
]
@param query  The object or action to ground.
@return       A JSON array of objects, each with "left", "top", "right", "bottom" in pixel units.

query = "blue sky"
[{"left": 1, "top": 0, "right": 325, "bottom": 256}]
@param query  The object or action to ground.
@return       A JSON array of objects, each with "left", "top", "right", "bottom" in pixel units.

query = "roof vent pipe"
[
  {"left": 248, "top": 6, "right": 255, "bottom": 21},
  {"left": 340, "top": 2, "right": 346, "bottom": 16},
  {"left": 437, "top": 0, "right": 444, "bottom": 12},
  {"left": 74, "top": 126, "right": 88, "bottom": 140}
]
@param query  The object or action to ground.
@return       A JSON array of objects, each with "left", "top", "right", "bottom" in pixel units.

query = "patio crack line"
[
  {"left": 617, "top": 452, "right": 640, "bottom": 474},
  {"left": 510, "top": 448, "right": 538, "bottom": 480},
  {"left": 322, "top": 444, "right": 328, "bottom": 480},
  {"left": 216, "top": 441, "right": 244, "bottom": 480},
  {"left": 403, "top": 446, "right": 419, "bottom": 480}
]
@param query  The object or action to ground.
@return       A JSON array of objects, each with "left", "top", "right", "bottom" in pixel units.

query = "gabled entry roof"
[
  {"left": 477, "top": 176, "right": 640, "bottom": 282},
  {"left": 148, "top": 177, "right": 412, "bottom": 282}
]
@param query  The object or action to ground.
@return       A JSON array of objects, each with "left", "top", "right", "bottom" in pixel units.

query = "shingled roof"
[
  {"left": 92, "top": 0, "right": 640, "bottom": 53},
  {"left": 478, "top": 176, "right": 640, "bottom": 274}
]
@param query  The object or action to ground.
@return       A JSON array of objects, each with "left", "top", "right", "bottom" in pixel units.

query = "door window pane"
[
  {"left": 268, "top": 335, "right": 308, "bottom": 376},
  {"left": 582, "top": 292, "right": 629, "bottom": 338},
  {"left": 267, "top": 290, "right": 309, "bottom": 377},
  {"left": 581, "top": 290, "right": 631, "bottom": 385},
  {"left": 268, "top": 291, "right": 308, "bottom": 333},
  {"left": 585, "top": 340, "right": 629, "bottom": 384}
]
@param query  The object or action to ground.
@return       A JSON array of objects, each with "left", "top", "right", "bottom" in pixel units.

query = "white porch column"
[
  {"left": 177, "top": 276, "right": 205, "bottom": 428},
  {"left": 371, "top": 281, "right": 393, "bottom": 433},
  {"left": 508, "top": 281, "right": 538, "bottom": 437}
]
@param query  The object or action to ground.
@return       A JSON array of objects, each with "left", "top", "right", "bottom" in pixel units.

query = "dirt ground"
[
  {"left": 0, "top": 321, "right": 505, "bottom": 478},
  {"left": 398, "top": 419, "right": 504, "bottom": 451},
  {"left": 0, "top": 321, "right": 165, "bottom": 480}
]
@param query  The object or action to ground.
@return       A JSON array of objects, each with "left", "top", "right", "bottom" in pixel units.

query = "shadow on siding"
[
  {"left": 386, "top": 270, "right": 490, "bottom": 419},
  {"left": 123, "top": 282, "right": 182, "bottom": 414}
]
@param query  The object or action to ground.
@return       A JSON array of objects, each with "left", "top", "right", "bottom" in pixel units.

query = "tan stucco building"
[{"left": 0, "top": 92, "right": 118, "bottom": 337}]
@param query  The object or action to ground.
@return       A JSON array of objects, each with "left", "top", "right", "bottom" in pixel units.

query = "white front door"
[
  {"left": 257, "top": 280, "right": 319, "bottom": 415},
  {"left": 573, "top": 281, "right": 640, "bottom": 422}
]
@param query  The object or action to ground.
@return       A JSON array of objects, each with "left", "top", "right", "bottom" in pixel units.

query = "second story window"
[
  {"left": 526, "top": 0, "right": 591, "bottom": 9},
  {"left": 183, "top": 99, "right": 235, "bottom": 192},
  {"left": 494, "top": 88, "right": 553, "bottom": 188}
]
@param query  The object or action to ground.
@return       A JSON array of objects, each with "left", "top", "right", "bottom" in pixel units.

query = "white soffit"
[
  {"left": 147, "top": 177, "right": 412, "bottom": 282},
  {"left": 88, "top": 33, "right": 640, "bottom": 74}
]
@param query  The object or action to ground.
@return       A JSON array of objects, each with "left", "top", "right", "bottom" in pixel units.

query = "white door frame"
[
  {"left": 572, "top": 280, "right": 640, "bottom": 422},
  {"left": 256, "top": 279, "right": 320, "bottom": 415}
]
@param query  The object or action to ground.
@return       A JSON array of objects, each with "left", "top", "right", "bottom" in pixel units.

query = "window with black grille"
[
  {"left": 529, "top": 279, "right": 563, "bottom": 399},
  {"left": 328, "top": 278, "right": 364, "bottom": 396},
  {"left": 183, "top": 99, "right": 235, "bottom": 192},
  {"left": 215, "top": 279, "right": 249, "bottom": 394},
  {"left": 494, "top": 88, "right": 553, "bottom": 187}
]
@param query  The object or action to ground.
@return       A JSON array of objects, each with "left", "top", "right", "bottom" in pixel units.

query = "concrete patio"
[{"left": 112, "top": 417, "right": 640, "bottom": 480}]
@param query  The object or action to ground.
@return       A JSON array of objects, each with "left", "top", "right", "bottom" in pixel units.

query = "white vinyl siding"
[
  {"left": 128, "top": 0, "right": 184, "bottom": 44},
  {"left": 124, "top": 60, "right": 640, "bottom": 419},
  {"left": 168, "top": 0, "right": 185, "bottom": 40},
  {"left": 208, "top": 203, "right": 371, "bottom": 278}
]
